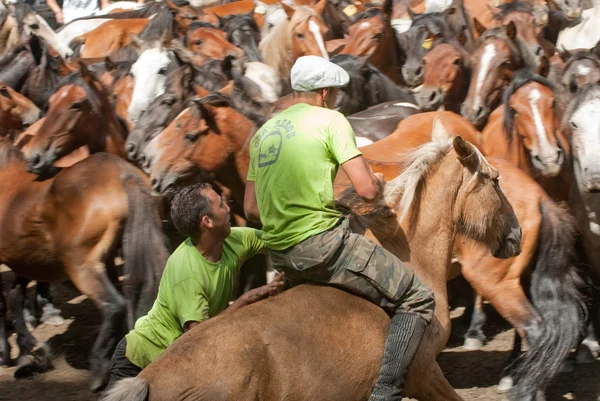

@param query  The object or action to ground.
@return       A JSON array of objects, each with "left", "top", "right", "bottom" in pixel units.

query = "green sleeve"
[
  {"left": 173, "top": 278, "right": 210, "bottom": 328},
  {"left": 238, "top": 228, "right": 267, "bottom": 267},
  {"left": 327, "top": 114, "right": 363, "bottom": 164}
]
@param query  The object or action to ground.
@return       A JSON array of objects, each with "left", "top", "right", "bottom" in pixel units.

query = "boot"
[{"left": 368, "top": 312, "right": 428, "bottom": 401}]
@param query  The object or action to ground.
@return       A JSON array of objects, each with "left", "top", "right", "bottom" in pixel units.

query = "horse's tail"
[
  {"left": 101, "top": 377, "right": 149, "bottom": 401},
  {"left": 122, "top": 170, "right": 168, "bottom": 324},
  {"left": 511, "top": 198, "right": 587, "bottom": 398},
  {"left": 69, "top": 37, "right": 85, "bottom": 58}
]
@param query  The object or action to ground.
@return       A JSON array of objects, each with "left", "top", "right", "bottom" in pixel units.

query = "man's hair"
[{"left": 170, "top": 183, "right": 213, "bottom": 238}]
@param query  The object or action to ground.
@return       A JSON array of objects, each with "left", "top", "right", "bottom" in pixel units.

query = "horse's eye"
[
  {"left": 194, "top": 39, "right": 203, "bottom": 45},
  {"left": 453, "top": 58, "right": 461, "bottom": 65},
  {"left": 161, "top": 98, "right": 175, "bottom": 106},
  {"left": 71, "top": 102, "right": 83, "bottom": 110},
  {"left": 373, "top": 32, "right": 383, "bottom": 40},
  {"left": 158, "top": 67, "right": 168, "bottom": 75},
  {"left": 29, "top": 23, "right": 39, "bottom": 30},
  {"left": 296, "top": 32, "right": 305, "bottom": 39},
  {"left": 185, "top": 132, "right": 200, "bottom": 142}
]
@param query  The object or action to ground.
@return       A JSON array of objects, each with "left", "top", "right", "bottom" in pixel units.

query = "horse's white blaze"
[
  {"left": 473, "top": 43, "right": 496, "bottom": 111},
  {"left": 308, "top": 19, "right": 329, "bottom": 60},
  {"left": 57, "top": 19, "right": 111, "bottom": 44},
  {"left": 128, "top": 48, "right": 171, "bottom": 125},
  {"left": 358, "top": 21, "right": 371, "bottom": 30},
  {"left": 31, "top": 15, "right": 73, "bottom": 59},
  {"left": 527, "top": 88, "right": 556, "bottom": 161},
  {"left": 577, "top": 64, "right": 592, "bottom": 76}
]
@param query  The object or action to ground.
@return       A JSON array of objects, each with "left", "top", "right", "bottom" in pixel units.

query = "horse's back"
[{"left": 141, "top": 285, "right": 387, "bottom": 401}]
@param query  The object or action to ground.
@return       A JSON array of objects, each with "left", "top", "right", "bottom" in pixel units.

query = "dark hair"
[{"left": 170, "top": 183, "right": 213, "bottom": 238}]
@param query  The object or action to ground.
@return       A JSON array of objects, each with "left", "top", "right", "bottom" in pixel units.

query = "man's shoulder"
[{"left": 225, "top": 227, "right": 261, "bottom": 245}]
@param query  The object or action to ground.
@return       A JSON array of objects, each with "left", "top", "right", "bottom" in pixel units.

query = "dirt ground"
[{"left": 0, "top": 276, "right": 599, "bottom": 401}]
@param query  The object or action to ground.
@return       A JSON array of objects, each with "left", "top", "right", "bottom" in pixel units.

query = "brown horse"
[
  {"left": 21, "top": 63, "right": 127, "bottom": 176},
  {"left": 480, "top": 68, "right": 570, "bottom": 201},
  {"left": 338, "top": 0, "right": 404, "bottom": 84},
  {"left": 259, "top": 0, "right": 329, "bottom": 85},
  {"left": 0, "top": 83, "right": 41, "bottom": 138},
  {"left": 184, "top": 22, "right": 244, "bottom": 66},
  {"left": 103, "top": 124, "right": 522, "bottom": 401},
  {"left": 0, "top": 137, "right": 168, "bottom": 391},
  {"left": 461, "top": 21, "right": 524, "bottom": 128},
  {"left": 416, "top": 39, "right": 470, "bottom": 113}
]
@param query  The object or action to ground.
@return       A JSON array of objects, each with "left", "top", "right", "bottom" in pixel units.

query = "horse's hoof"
[
  {"left": 32, "top": 343, "right": 53, "bottom": 372},
  {"left": 497, "top": 376, "right": 514, "bottom": 393},
  {"left": 463, "top": 337, "right": 484, "bottom": 350},
  {"left": 14, "top": 355, "right": 36, "bottom": 379}
]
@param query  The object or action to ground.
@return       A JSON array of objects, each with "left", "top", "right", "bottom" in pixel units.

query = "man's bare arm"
[
  {"left": 341, "top": 156, "right": 384, "bottom": 203},
  {"left": 244, "top": 180, "right": 261, "bottom": 224}
]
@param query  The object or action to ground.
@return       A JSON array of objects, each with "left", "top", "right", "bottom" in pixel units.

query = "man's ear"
[{"left": 201, "top": 215, "right": 213, "bottom": 228}]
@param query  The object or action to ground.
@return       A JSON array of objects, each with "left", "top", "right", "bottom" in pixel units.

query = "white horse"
[
  {"left": 242, "top": 61, "right": 282, "bottom": 104},
  {"left": 557, "top": 0, "right": 600, "bottom": 51}
]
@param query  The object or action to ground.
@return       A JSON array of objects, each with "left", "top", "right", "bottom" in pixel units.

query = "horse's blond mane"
[{"left": 259, "top": 6, "right": 320, "bottom": 76}]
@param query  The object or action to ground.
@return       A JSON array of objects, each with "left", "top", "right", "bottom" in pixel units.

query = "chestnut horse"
[
  {"left": 72, "top": 18, "right": 149, "bottom": 58},
  {"left": 481, "top": 68, "right": 570, "bottom": 201},
  {"left": 0, "top": 138, "right": 168, "bottom": 391},
  {"left": 259, "top": 0, "right": 329, "bottom": 86},
  {"left": 21, "top": 63, "right": 127, "bottom": 176},
  {"left": 416, "top": 39, "right": 470, "bottom": 112},
  {"left": 184, "top": 22, "right": 244, "bottom": 67},
  {"left": 103, "top": 126, "right": 522, "bottom": 401},
  {"left": 0, "top": 83, "right": 41, "bottom": 138}
]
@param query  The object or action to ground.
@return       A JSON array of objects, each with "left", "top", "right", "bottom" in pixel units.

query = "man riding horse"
[{"left": 244, "top": 55, "right": 436, "bottom": 401}]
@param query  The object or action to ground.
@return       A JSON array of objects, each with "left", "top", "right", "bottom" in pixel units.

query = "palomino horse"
[
  {"left": 461, "top": 22, "right": 524, "bottom": 128},
  {"left": 259, "top": 0, "right": 329, "bottom": 86},
  {"left": 0, "top": 137, "right": 168, "bottom": 391},
  {"left": 21, "top": 63, "right": 127, "bottom": 176},
  {"left": 0, "top": 83, "right": 41, "bottom": 138},
  {"left": 416, "top": 38, "right": 470, "bottom": 112},
  {"left": 339, "top": 0, "right": 405, "bottom": 85},
  {"left": 481, "top": 68, "right": 570, "bottom": 201},
  {"left": 103, "top": 125, "right": 522, "bottom": 401}
]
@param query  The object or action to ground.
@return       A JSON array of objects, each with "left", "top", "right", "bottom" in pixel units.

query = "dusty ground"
[{"left": 0, "top": 276, "right": 599, "bottom": 401}]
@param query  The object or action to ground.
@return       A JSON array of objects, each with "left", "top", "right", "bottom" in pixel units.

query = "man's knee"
[{"left": 399, "top": 279, "right": 436, "bottom": 324}]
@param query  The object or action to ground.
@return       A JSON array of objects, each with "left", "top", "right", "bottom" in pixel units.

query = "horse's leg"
[
  {"left": 9, "top": 277, "right": 53, "bottom": 378},
  {"left": 67, "top": 259, "right": 127, "bottom": 392},
  {"left": 463, "top": 292, "right": 487, "bottom": 350},
  {"left": 36, "top": 282, "right": 64, "bottom": 326},
  {"left": 0, "top": 274, "right": 10, "bottom": 366}
]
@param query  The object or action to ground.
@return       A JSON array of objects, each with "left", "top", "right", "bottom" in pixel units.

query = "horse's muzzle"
[{"left": 493, "top": 227, "right": 522, "bottom": 259}]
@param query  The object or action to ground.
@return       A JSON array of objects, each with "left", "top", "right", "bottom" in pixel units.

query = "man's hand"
[
  {"left": 242, "top": 272, "right": 286, "bottom": 305},
  {"left": 54, "top": 10, "right": 64, "bottom": 24}
]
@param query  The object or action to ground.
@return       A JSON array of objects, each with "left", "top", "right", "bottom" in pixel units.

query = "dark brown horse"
[
  {"left": 0, "top": 137, "right": 167, "bottom": 391},
  {"left": 21, "top": 63, "right": 127, "bottom": 176}
]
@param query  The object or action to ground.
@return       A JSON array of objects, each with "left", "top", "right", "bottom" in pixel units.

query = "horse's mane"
[
  {"left": 562, "top": 83, "right": 600, "bottom": 131},
  {"left": 219, "top": 13, "right": 259, "bottom": 39},
  {"left": 0, "top": 136, "right": 26, "bottom": 170},
  {"left": 259, "top": 6, "right": 321, "bottom": 75},
  {"left": 139, "top": 7, "right": 174, "bottom": 42},
  {"left": 351, "top": 7, "right": 384, "bottom": 24},
  {"left": 503, "top": 68, "right": 554, "bottom": 140},
  {"left": 336, "top": 139, "right": 454, "bottom": 226},
  {"left": 492, "top": 0, "right": 533, "bottom": 20}
]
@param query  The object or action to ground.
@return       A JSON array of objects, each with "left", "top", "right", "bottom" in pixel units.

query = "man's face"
[{"left": 204, "top": 189, "right": 231, "bottom": 236}]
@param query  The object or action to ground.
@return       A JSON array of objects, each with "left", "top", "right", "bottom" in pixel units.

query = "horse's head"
[
  {"left": 340, "top": 1, "right": 392, "bottom": 59},
  {"left": 549, "top": 0, "right": 582, "bottom": 22},
  {"left": 331, "top": 54, "right": 369, "bottom": 114},
  {"left": 560, "top": 51, "right": 600, "bottom": 94},
  {"left": 217, "top": 11, "right": 262, "bottom": 63},
  {"left": 285, "top": 1, "right": 330, "bottom": 61},
  {"left": 417, "top": 40, "right": 467, "bottom": 111},
  {"left": 185, "top": 22, "right": 245, "bottom": 66},
  {"left": 504, "top": 74, "right": 564, "bottom": 177},
  {"left": 22, "top": 64, "right": 102, "bottom": 175},
  {"left": 148, "top": 94, "right": 233, "bottom": 195},
  {"left": 565, "top": 83, "right": 600, "bottom": 192},
  {"left": 431, "top": 119, "right": 521, "bottom": 258},
  {"left": 0, "top": 84, "right": 41, "bottom": 136},
  {"left": 461, "top": 22, "right": 521, "bottom": 128},
  {"left": 16, "top": 3, "right": 73, "bottom": 60}
]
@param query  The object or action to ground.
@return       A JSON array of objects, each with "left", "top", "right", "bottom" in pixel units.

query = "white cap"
[{"left": 290, "top": 56, "right": 350, "bottom": 92}]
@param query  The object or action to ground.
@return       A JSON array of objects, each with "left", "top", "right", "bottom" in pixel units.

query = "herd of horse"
[{"left": 0, "top": 0, "right": 599, "bottom": 399}]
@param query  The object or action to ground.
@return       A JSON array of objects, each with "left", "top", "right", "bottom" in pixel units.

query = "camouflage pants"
[{"left": 268, "top": 218, "right": 435, "bottom": 323}]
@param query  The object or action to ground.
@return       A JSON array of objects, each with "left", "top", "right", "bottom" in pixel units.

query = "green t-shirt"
[
  {"left": 247, "top": 103, "right": 362, "bottom": 250},
  {"left": 125, "top": 227, "right": 266, "bottom": 369}
]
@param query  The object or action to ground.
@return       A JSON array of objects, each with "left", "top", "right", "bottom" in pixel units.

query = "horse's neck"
[{"left": 89, "top": 97, "right": 127, "bottom": 158}]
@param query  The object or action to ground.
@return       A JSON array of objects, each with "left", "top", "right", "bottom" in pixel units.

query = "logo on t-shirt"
[{"left": 257, "top": 119, "right": 296, "bottom": 168}]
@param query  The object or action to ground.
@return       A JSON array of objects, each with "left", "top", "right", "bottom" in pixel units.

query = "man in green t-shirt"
[
  {"left": 244, "top": 56, "right": 435, "bottom": 401},
  {"left": 105, "top": 183, "right": 284, "bottom": 389}
]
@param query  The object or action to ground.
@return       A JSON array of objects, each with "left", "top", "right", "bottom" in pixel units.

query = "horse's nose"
[
  {"left": 415, "top": 66, "right": 423, "bottom": 78},
  {"left": 556, "top": 149, "right": 564, "bottom": 166},
  {"left": 126, "top": 142, "right": 137, "bottom": 159},
  {"left": 150, "top": 177, "right": 160, "bottom": 193}
]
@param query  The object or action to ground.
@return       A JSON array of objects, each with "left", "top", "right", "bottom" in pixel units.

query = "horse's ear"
[
  {"left": 104, "top": 56, "right": 116, "bottom": 72},
  {"left": 558, "top": 46, "right": 572, "bottom": 62},
  {"left": 453, "top": 136, "right": 479, "bottom": 171},
  {"left": 78, "top": 61, "right": 96, "bottom": 85},
  {"left": 281, "top": 2, "right": 295, "bottom": 18},
  {"left": 247, "top": 7, "right": 255, "bottom": 17},
  {"left": 407, "top": 7, "right": 417, "bottom": 20},
  {"left": 328, "top": 43, "right": 345, "bottom": 57},
  {"left": 505, "top": 21, "right": 517, "bottom": 40},
  {"left": 130, "top": 34, "right": 143, "bottom": 49},
  {"left": 164, "top": 0, "right": 181, "bottom": 12},
  {"left": 457, "top": 27, "right": 467, "bottom": 47},
  {"left": 313, "top": 0, "right": 327, "bottom": 15},
  {"left": 215, "top": 13, "right": 226, "bottom": 27},
  {"left": 382, "top": 0, "right": 393, "bottom": 20},
  {"left": 431, "top": 117, "right": 451, "bottom": 143},
  {"left": 473, "top": 18, "right": 486, "bottom": 36},
  {"left": 29, "top": 34, "right": 43, "bottom": 66}
]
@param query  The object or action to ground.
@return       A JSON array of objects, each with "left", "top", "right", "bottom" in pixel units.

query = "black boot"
[{"left": 368, "top": 312, "right": 428, "bottom": 401}]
